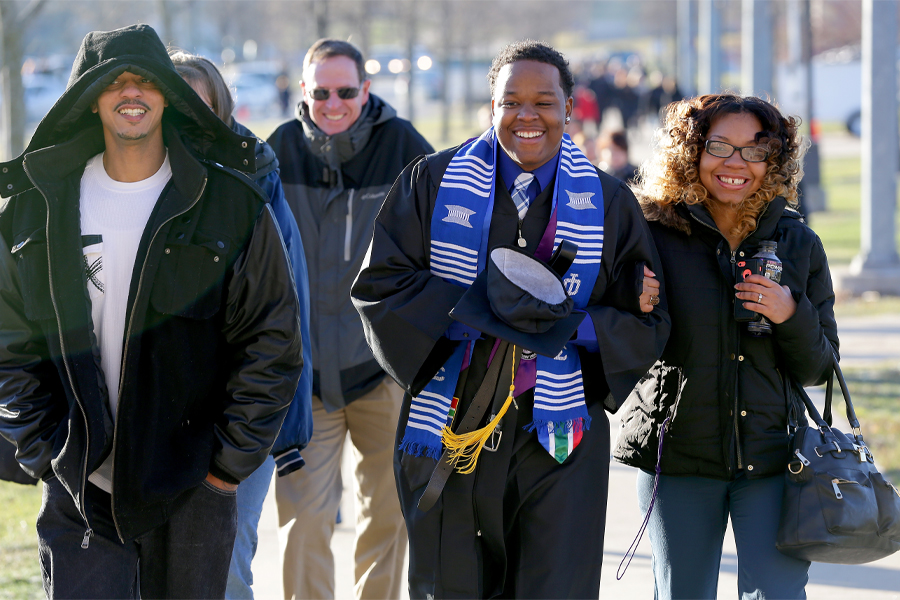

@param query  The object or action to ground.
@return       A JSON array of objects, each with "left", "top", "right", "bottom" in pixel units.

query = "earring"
[{"left": 565, "top": 116, "right": 571, "bottom": 123}]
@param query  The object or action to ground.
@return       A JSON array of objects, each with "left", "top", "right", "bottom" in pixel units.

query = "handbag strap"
[
  {"left": 796, "top": 349, "right": 862, "bottom": 440},
  {"left": 825, "top": 349, "right": 861, "bottom": 431}
]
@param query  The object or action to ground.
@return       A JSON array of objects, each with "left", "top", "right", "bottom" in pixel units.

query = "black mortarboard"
[{"left": 450, "top": 245, "right": 584, "bottom": 357}]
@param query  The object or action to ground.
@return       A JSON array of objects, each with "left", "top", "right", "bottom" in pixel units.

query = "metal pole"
[
  {"left": 677, "top": 0, "right": 697, "bottom": 98},
  {"left": 842, "top": 0, "right": 900, "bottom": 294},
  {"left": 698, "top": 0, "right": 721, "bottom": 94},
  {"left": 741, "top": 0, "right": 773, "bottom": 98},
  {"left": 854, "top": 0, "right": 900, "bottom": 271}
]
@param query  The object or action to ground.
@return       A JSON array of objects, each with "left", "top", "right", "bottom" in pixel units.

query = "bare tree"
[
  {"left": 404, "top": 0, "right": 416, "bottom": 123},
  {"left": 314, "top": 0, "right": 329, "bottom": 39},
  {"left": 156, "top": 0, "right": 174, "bottom": 46},
  {"left": 439, "top": 0, "right": 453, "bottom": 143},
  {"left": 0, "top": 0, "right": 47, "bottom": 161}
]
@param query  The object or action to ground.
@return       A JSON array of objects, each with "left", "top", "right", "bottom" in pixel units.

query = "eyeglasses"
[
  {"left": 704, "top": 140, "right": 769, "bottom": 163},
  {"left": 307, "top": 86, "right": 362, "bottom": 101}
]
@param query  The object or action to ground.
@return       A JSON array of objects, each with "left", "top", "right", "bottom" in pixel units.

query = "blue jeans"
[
  {"left": 37, "top": 476, "right": 237, "bottom": 598},
  {"left": 636, "top": 470, "right": 810, "bottom": 600},
  {"left": 226, "top": 454, "right": 276, "bottom": 599}
]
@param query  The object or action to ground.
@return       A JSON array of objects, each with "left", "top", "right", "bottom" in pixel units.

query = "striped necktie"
[{"left": 512, "top": 172, "right": 535, "bottom": 220}]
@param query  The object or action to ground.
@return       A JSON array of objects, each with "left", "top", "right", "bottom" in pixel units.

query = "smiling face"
[
  {"left": 301, "top": 55, "right": 370, "bottom": 136},
  {"left": 92, "top": 71, "right": 168, "bottom": 146},
  {"left": 491, "top": 60, "right": 573, "bottom": 172},
  {"left": 699, "top": 111, "right": 768, "bottom": 209}
]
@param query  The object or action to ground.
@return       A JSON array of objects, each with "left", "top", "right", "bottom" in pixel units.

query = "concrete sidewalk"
[{"left": 250, "top": 313, "right": 900, "bottom": 599}]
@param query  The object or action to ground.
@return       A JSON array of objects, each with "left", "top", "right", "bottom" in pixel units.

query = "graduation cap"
[{"left": 449, "top": 242, "right": 585, "bottom": 358}]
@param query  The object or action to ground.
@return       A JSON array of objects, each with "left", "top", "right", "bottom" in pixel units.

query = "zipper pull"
[
  {"left": 517, "top": 219, "right": 526, "bottom": 248},
  {"left": 831, "top": 479, "right": 843, "bottom": 499},
  {"left": 794, "top": 449, "right": 811, "bottom": 466},
  {"left": 81, "top": 528, "right": 93, "bottom": 549}
]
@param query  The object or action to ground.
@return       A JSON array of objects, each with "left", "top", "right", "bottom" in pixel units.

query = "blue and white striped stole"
[{"left": 399, "top": 130, "right": 605, "bottom": 464}]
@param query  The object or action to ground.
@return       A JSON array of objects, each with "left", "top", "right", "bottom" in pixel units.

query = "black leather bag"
[{"left": 776, "top": 352, "right": 900, "bottom": 563}]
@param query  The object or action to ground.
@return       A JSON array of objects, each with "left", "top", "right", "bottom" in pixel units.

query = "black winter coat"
[
  {"left": 0, "top": 25, "right": 303, "bottom": 541},
  {"left": 613, "top": 198, "right": 838, "bottom": 480}
]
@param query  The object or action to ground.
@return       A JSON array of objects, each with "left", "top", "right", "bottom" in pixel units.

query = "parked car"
[
  {"left": 24, "top": 72, "right": 66, "bottom": 124},
  {"left": 225, "top": 61, "right": 283, "bottom": 121}
]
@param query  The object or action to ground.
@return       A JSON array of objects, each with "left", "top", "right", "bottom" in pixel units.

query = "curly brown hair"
[{"left": 637, "top": 93, "right": 804, "bottom": 239}]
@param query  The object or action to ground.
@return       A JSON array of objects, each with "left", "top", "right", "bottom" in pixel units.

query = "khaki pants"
[{"left": 276, "top": 377, "right": 406, "bottom": 600}]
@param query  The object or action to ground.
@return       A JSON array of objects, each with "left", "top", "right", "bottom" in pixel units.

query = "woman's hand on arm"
[
  {"left": 734, "top": 274, "right": 797, "bottom": 324},
  {"left": 639, "top": 265, "right": 660, "bottom": 313}
]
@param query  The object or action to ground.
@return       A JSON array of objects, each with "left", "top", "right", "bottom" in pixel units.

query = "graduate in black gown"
[{"left": 351, "top": 41, "right": 670, "bottom": 599}]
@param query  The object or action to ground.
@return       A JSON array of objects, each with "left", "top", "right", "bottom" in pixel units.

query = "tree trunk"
[
  {"left": 356, "top": 1, "right": 373, "bottom": 59},
  {"left": 156, "top": 0, "right": 175, "bottom": 46},
  {"left": 0, "top": 0, "right": 46, "bottom": 161},
  {"left": 314, "top": 0, "right": 329, "bottom": 39},
  {"left": 405, "top": 0, "right": 416, "bottom": 124},
  {"left": 439, "top": 0, "right": 452, "bottom": 144},
  {"left": 0, "top": 1, "right": 27, "bottom": 160}
]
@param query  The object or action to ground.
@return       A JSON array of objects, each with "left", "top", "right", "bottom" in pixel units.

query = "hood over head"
[{"left": 0, "top": 24, "right": 256, "bottom": 198}]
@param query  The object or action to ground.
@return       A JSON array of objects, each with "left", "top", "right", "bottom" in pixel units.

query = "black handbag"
[{"left": 776, "top": 352, "right": 900, "bottom": 563}]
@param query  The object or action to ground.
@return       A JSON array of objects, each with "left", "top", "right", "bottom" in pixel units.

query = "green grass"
[
  {"left": 839, "top": 367, "right": 900, "bottom": 483},
  {"left": 808, "top": 149, "right": 900, "bottom": 267},
  {"left": 834, "top": 294, "right": 900, "bottom": 317},
  {"left": 0, "top": 480, "right": 43, "bottom": 600},
  {"left": 808, "top": 153, "right": 863, "bottom": 265}
]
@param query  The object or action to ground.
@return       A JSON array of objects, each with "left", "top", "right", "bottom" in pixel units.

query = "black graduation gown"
[{"left": 351, "top": 145, "right": 670, "bottom": 599}]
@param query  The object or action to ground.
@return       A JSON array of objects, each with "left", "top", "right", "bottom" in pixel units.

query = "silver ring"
[{"left": 758, "top": 293, "right": 763, "bottom": 303}]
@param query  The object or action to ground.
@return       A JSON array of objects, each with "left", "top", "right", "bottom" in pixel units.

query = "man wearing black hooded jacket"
[{"left": 0, "top": 25, "right": 303, "bottom": 598}]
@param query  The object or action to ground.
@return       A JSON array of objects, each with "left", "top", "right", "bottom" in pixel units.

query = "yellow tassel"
[{"left": 441, "top": 346, "right": 517, "bottom": 474}]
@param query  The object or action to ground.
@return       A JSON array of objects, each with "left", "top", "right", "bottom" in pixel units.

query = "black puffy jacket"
[
  {"left": 613, "top": 198, "right": 838, "bottom": 480},
  {"left": 0, "top": 25, "right": 303, "bottom": 541}
]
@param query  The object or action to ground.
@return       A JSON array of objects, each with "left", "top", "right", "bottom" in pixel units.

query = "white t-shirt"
[{"left": 80, "top": 151, "right": 172, "bottom": 492}]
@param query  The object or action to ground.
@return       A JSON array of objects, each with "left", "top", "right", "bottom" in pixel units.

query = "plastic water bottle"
[{"left": 747, "top": 240, "right": 782, "bottom": 336}]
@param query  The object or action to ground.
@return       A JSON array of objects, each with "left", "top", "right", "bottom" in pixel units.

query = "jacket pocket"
[
  {"left": 639, "top": 363, "right": 686, "bottom": 432},
  {"left": 150, "top": 235, "right": 230, "bottom": 319},
  {"left": 815, "top": 469, "right": 879, "bottom": 536},
  {"left": 11, "top": 228, "right": 55, "bottom": 321}
]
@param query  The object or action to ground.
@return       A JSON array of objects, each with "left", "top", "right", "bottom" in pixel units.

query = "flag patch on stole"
[{"left": 537, "top": 419, "right": 585, "bottom": 464}]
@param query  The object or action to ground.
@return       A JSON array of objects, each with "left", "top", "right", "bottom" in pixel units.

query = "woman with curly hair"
[{"left": 613, "top": 94, "right": 839, "bottom": 599}]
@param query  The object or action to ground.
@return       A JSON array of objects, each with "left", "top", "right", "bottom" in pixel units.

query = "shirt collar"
[{"left": 496, "top": 144, "right": 560, "bottom": 195}]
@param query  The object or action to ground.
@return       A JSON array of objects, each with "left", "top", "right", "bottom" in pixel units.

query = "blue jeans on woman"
[{"left": 636, "top": 470, "right": 810, "bottom": 600}]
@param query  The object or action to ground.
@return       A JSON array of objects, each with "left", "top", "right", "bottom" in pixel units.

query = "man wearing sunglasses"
[{"left": 267, "top": 39, "right": 433, "bottom": 600}]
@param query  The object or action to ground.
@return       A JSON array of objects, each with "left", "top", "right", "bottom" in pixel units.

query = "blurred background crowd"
[{"left": 0, "top": 0, "right": 868, "bottom": 163}]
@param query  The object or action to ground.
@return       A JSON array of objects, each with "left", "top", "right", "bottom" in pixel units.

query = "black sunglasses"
[
  {"left": 704, "top": 140, "right": 769, "bottom": 163},
  {"left": 308, "top": 86, "right": 362, "bottom": 101}
]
